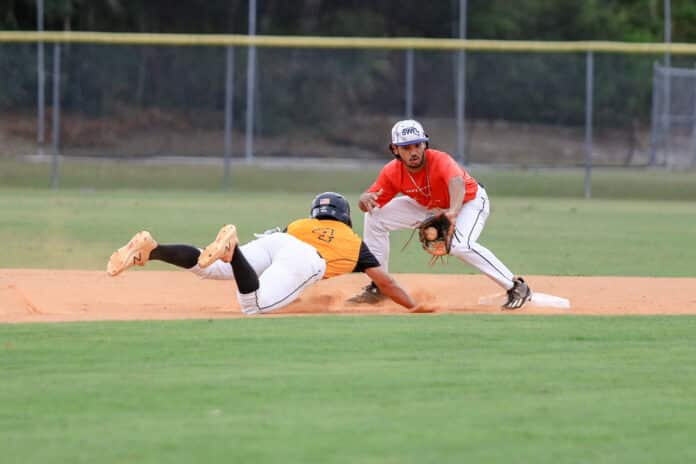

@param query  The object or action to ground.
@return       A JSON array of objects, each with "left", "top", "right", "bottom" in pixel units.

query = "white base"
[{"left": 478, "top": 292, "right": 571, "bottom": 310}]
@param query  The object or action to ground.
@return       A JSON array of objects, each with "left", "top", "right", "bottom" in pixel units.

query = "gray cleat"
[
  {"left": 347, "top": 282, "right": 387, "bottom": 304},
  {"left": 502, "top": 277, "right": 532, "bottom": 310}
]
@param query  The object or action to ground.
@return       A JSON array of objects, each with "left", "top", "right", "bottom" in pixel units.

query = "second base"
[{"left": 478, "top": 292, "right": 571, "bottom": 310}]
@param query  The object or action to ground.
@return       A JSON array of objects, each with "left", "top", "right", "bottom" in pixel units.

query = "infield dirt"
[{"left": 2, "top": 270, "right": 695, "bottom": 323}]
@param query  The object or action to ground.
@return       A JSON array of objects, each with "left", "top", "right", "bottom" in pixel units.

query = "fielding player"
[
  {"left": 107, "top": 192, "right": 428, "bottom": 315},
  {"left": 349, "top": 119, "right": 532, "bottom": 310}
]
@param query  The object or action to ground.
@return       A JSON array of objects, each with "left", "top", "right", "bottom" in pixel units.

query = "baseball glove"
[{"left": 418, "top": 213, "right": 455, "bottom": 264}]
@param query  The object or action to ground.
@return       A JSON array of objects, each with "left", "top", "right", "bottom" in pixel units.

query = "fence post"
[
  {"left": 244, "top": 0, "right": 257, "bottom": 163},
  {"left": 405, "top": 49, "right": 414, "bottom": 118},
  {"left": 36, "top": 0, "right": 45, "bottom": 156},
  {"left": 691, "top": 63, "right": 696, "bottom": 167},
  {"left": 224, "top": 46, "right": 235, "bottom": 189},
  {"left": 456, "top": 0, "right": 467, "bottom": 165},
  {"left": 663, "top": 0, "right": 672, "bottom": 166},
  {"left": 584, "top": 51, "right": 594, "bottom": 199},
  {"left": 51, "top": 42, "right": 61, "bottom": 189},
  {"left": 649, "top": 62, "right": 660, "bottom": 166}
]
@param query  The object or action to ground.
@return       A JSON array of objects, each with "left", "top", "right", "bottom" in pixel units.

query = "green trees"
[
  {"left": 2, "top": 1, "right": 681, "bottom": 42},
  {"left": 1, "top": 1, "right": 691, "bottom": 134}
]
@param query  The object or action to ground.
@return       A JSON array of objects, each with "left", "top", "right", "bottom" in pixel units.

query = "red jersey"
[{"left": 367, "top": 149, "right": 478, "bottom": 209}]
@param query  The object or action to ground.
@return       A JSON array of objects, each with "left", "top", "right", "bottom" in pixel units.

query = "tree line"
[
  {"left": 2, "top": 0, "right": 695, "bottom": 134},
  {"left": 4, "top": 1, "right": 695, "bottom": 42}
]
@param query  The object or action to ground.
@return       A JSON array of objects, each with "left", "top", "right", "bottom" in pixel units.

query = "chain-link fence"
[
  {"left": 1, "top": 34, "right": 694, "bottom": 189},
  {"left": 650, "top": 63, "right": 696, "bottom": 168}
]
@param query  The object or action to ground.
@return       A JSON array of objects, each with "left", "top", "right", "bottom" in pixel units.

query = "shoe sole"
[
  {"left": 198, "top": 224, "right": 238, "bottom": 268},
  {"left": 346, "top": 293, "right": 386, "bottom": 304},
  {"left": 107, "top": 231, "right": 156, "bottom": 277}
]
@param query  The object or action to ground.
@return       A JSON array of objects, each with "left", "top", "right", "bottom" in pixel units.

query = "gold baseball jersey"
[{"left": 286, "top": 218, "right": 362, "bottom": 279}]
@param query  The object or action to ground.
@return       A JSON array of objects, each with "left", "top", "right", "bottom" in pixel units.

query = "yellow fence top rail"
[{"left": 2, "top": 30, "right": 696, "bottom": 54}]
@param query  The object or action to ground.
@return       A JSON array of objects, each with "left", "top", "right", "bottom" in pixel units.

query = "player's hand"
[
  {"left": 359, "top": 189, "right": 383, "bottom": 213},
  {"left": 409, "top": 303, "right": 435, "bottom": 313}
]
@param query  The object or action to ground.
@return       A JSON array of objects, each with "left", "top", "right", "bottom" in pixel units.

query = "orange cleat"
[
  {"left": 198, "top": 224, "right": 238, "bottom": 268},
  {"left": 107, "top": 231, "right": 158, "bottom": 276}
]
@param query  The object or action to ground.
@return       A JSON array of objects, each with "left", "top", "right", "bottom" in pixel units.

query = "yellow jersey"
[{"left": 286, "top": 218, "right": 362, "bottom": 279}]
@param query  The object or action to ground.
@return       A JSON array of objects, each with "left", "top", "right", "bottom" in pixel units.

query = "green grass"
[
  {"left": 3, "top": 158, "right": 696, "bottom": 200},
  {"left": 2, "top": 171, "right": 696, "bottom": 463},
  {"left": 1, "top": 316, "right": 696, "bottom": 463},
  {"left": 1, "top": 187, "right": 695, "bottom": 275}
]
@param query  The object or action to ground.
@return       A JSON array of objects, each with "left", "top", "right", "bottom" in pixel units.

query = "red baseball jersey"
[{"left": 367, "top": 149, "right": 478, "bottom": 209}]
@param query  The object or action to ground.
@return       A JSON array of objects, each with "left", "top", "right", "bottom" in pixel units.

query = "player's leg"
[
  {"left": 449, "top": 186, "right": 515, "bottom": 288},
  {"left": 107, "top": 224, "right": 275, "bottom": 282},
  {"left": 448, "top": 187, "right": 532, "bottom": 308},
  {"left": 362, "top": 196, "right": 429, "bottom": 271},
  {"left": 350, "top": 197, "right": 428, "bottom": 303},
  {"left": 107, "top": 232, "right": 236, "bottom": 279},
  {"left": 236, "top": 234, "right": 326, "bottom": 315},
  {"left": 190, "top": 226, "right": 277, "bottom": 280}
]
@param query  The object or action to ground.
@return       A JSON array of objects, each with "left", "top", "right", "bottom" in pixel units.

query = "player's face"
[{"left": 396, "top": 142, "right": 426, "bottom": 170}]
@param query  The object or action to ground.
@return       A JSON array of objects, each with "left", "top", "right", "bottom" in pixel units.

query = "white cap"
[{"left": 390, "top": 119, "right": 429, "bottom": 146}]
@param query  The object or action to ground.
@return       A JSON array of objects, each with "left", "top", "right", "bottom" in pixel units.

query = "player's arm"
[
  {"left": 446, "top": 175, "right": 465, "bottom": 222},
  {"left": 354, "top": 242, "right": 424, "bottom": 311},
  {"left": 364, "top": 266, "right": 418, "bottom": 309},
  {"left": 358, "top": 168, "right": 397, "bottom": 213}
]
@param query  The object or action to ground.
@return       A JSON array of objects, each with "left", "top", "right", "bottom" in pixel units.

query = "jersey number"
[{"left": 313, "top": 227, "right": 335, "bottom": 243}]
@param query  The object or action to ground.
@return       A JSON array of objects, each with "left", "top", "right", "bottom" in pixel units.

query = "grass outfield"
[
  {"left": 2, "top": 176, "right": 695, "bottom": 462},
  {"left": 1, "top": 187, "right": 694, "bottom": 275},
  {"left": 2, "top": 316, "right": 696, "bottom": 463},
  {"left": 3, "top": 158, "right": 696, "bottom": 200}
]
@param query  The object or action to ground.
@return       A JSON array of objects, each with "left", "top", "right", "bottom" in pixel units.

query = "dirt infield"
[{"left": 1, "top": 269, "right": 695, "bottom": 323}]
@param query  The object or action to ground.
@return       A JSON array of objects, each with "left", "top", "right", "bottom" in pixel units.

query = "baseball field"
[{"left": 2, "top": 166, "right": 696, "bottom": 462}]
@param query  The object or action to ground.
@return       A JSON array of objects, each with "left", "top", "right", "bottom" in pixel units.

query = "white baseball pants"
[
  {"left": 189, "top": 233, "right": 326, "bottom": 314},
  {"left": 363, "top": 186, "right": 515, "bottom": 290}
]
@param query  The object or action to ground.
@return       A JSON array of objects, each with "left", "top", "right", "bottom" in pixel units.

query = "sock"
[
  {"left": 230, "top": 244, "right": 259, "bottom": 293},
  {"left": 150, "top": 244, "right": 200, "bottom": 269}
]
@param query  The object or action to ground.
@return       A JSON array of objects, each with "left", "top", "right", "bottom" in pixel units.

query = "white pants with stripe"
[
  {"left": 188, "top": 233, "right": 326, "bottom": 314},
  {"left": 363, "top": 186, "right": 515, "bottom": 290}
]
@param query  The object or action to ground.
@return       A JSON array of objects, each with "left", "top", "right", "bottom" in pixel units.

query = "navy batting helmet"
[{"left": 310, "top": 192, "right": 352, "bottom": 227}]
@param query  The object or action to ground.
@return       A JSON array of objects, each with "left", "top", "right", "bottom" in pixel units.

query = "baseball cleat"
[
  {"left": 107, "top": 231, "right": 158, "bottom": 276},
  {"left": 347, "top": 282, "right": 387, "bottom": 304},
  {"left": 198, "top": 224, "right": 238, "bottom": 268},
  {"left": 502, "top": 277, "right": 532, "bottom": 310}
]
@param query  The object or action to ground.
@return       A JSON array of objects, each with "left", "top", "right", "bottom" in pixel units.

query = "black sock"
[
  {"left": 230, "top": 244, "right": 259, "bottom": 293},
  {"left": 150, "top": 244, "right": 200, "bottom": 269}
]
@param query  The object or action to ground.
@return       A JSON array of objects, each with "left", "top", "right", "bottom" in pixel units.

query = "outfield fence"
[{"left": 2, "top": 32, "right": 696, "bottom": 191}]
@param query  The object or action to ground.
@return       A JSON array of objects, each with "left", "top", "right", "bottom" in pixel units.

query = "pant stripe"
[
  {"left": 464, "top": 197, "right": 486, "bottom": 248},
  {"left": 462, "top": 196, "right": 511, "bottom": 283}
]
